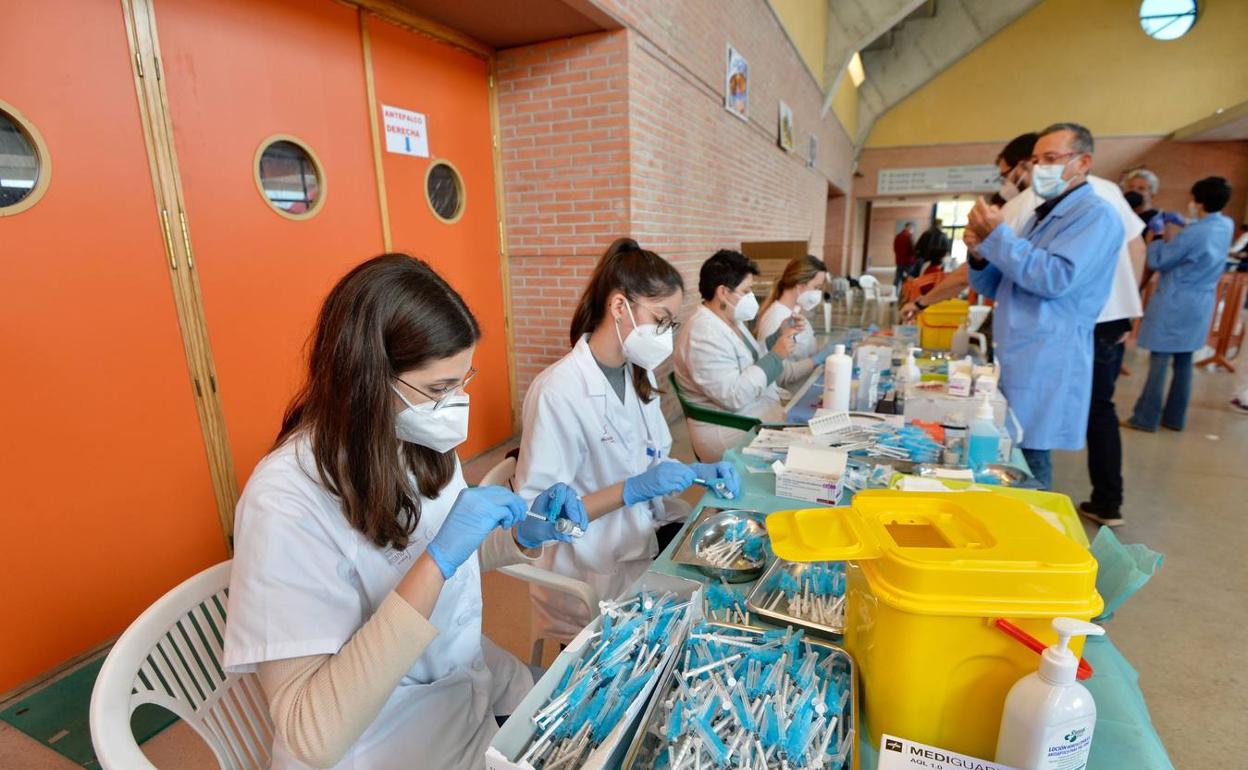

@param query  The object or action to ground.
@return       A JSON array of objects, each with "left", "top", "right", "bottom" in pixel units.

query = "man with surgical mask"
[
  {"left": 963, "top": 123, "right": 1124, "bottom": 490},
  {"left": 674, "top": 249, "right": 797, "bottom": 461}
]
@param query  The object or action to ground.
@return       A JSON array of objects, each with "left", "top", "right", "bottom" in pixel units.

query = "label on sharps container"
[{"left": 879, "top": 735, "right": 1021, "bottom": 770}]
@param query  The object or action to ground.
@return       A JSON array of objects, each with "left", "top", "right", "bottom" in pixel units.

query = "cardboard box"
[
  {"left": 878, "top": 734, "right": 1019, "bottom": 770},
  {"left": 485, "top": 572, "right": 703, "bottom": 770},
  {"left": 772, "top": 443, "right": 847, "bottom": 505}
]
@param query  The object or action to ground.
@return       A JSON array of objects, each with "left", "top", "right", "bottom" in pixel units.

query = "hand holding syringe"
[{"left": 524, "top": 483, "right": 586, "bottom": 538}]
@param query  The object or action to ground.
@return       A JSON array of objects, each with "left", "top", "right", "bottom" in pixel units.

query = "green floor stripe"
[{"left": 1, "top": 657, "right": 179, "bottom": 767}]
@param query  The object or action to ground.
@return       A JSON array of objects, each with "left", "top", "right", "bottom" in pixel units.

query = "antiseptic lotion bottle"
[{"left": 995, "top": 618, "right": 1105, "bottom": 770}]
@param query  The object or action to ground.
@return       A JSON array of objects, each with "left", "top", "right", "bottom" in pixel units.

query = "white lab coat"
[
  {"left": 674, "top": 305, "right": 788, "bottom": 461},
  {"left": 514, "top": 336, "right": 680, "bottom": 643},
  {"left": 223, "top": 434, "right": 531, "bottom": 770},
  {"left": 755, "top": 300, "right": 816, "bottom": 361},
  {"left": 1002, "top": 175, "right": 1144, "bottom": 323}
]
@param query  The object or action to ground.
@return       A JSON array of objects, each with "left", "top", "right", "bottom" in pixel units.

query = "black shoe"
[{"left": 1079, "top": 501, "right": 1123, "bottom": 528}]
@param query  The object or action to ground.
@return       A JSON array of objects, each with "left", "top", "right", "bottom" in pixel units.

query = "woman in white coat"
[
  {"left": 223, "top": 255, "right": 587, "bottom": 769},
  {"left": 514, "top": 238, "right": 741, "bottom": 644},
  {"left": 755, "top": 255, "right": 829, "bottom": 363},
  {"left": 674, "top": 250, "right": 836, "bottom": 461}
]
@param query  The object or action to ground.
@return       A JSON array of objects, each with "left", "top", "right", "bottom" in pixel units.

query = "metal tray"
[
  {"left": 745, "top": 558, "right": 846, "bottom": 638},
  {"left": 621, "top": 623, "right": 858, "bottom": 769},
  {"left": 671, "top": 507, "right": 768, "bottom": 582}
]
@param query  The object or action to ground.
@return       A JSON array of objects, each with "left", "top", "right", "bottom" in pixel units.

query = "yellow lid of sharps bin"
[{"left": 766, "top": 490, "right": 1102, "bottom": 618}]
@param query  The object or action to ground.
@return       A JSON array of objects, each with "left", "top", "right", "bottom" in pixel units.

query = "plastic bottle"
[
  {"left": 894, "top": 347, "right": 921, "bottom": 412},
  {"left": 966, "top": 393, "right": 1001, "bottom": 468},
  {"left": 821, "top": 344, "right": 852, "bottom": 412},
  {"left": 822, "top": 298, "right": 832, "bottom": 333},
  {"left": 857, "top": 351, "right": 880, "bottom": 412},
  {"left": 995, "top": 618, "right": 1105, "bottom": 770},
  {"left": 951, "top": 318, "right": 970, "bottom": 358}
]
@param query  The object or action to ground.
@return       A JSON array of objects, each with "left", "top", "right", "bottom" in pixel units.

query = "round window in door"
[
  {"left": 0, "top": 100, "right": 51, "bottom": 217},
  {"left": 254, "top": 135, "right": 325, "bottom": 220},
  {"left": 425, "top": 160, "right": 465, "bottom": 224}
]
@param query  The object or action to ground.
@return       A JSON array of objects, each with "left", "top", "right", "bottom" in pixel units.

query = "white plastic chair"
[
  {"left": 90, "top": 561, "right": 273, "bottom": 770},
  {"left": 478, "top": 455, "right": 600, "bottom": 667}
]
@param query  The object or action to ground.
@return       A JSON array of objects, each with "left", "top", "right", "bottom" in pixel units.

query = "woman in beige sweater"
[{"left": 222, "top": 255, "right": 586, "bottom": 769}]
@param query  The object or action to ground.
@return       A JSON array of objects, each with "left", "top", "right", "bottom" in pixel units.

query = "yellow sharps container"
[{"left": 766, "top": 490, "right": 1102, "bottom": 760}]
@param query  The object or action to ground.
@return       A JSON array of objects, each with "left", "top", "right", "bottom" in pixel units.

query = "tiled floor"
[{"left": 2, "top": 347, "right": 1243, "bottom": 768}]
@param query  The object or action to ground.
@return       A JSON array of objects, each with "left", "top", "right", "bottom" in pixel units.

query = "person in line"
[
  {"left": 1122, "top": 167, "right": 1161, "bottom": 233},
  {"left": 755, "top": 254, "right": 834, "bottom": 364},
  {"left": 964, "top": 123, "right": 1123, "bottom": 489},
  {"left": 675, "top": 249, "right": 822, "bottom": 462},
  {"left": 914, "top": 218, "right": 951, "bottom": 274},
  {"left": 1126, "top": 177, "right": 1235, "bottom": 433},
  {"left": 899, "top": 133, "right": 1039, "bottom": 322},
  {"left": 892, "top": 223, "right": 917, "bottom": 289},
  {"left": 514, "top": 238, "right": 740, "bottom": 644},
  {"left": 223, "top": 255, "right": 587, "bottom": 769}
]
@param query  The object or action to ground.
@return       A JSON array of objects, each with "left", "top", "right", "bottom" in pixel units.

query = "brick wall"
[
  {"left": 496, "top": 1, "right": 858, "bottom": 412},
  {"left": 495, "top": 31, "right": 631, "bottom": 396}
]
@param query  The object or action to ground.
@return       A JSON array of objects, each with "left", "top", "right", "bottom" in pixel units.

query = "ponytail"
[{"left": 569, "top": 237, "right": 684, "bottom": 402}]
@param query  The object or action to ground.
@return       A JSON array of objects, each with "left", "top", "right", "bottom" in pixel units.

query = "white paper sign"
[
  {"left": 878, "top": 734, "right": 1020, "bottom": 770},
  {"left": 877, "top": 164, "right": 1000, "bottom": 195},
  {"left": 382, "top": 104, "right": 428, "bottom": 157}
]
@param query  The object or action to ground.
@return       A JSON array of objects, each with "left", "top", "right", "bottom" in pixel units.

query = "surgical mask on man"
[
  {"left": 732, "top": 290, "right": 759, "bottom": 322},
  {"left": 615, "top": 299, "right": 673, "bottom": 370},
  {"left": 796, "top": 289, "right": 823, "bottom": 311},
  {"left": 1031, "top": 163, "right": 1071, "bottom": 200},
  {"left": 393, "top": 388, "right": 470, "bottom": 452},
  {"left": 1187, "top": 202, "right": 1199, "bottom": 220},
  {"left": 999, "top": 178, "right": 1021, "bottom": 202}
]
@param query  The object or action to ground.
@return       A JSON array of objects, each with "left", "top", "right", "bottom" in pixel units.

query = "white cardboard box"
[
  {"left": 878, "top": 734, "right": 1020, "bottom": 770},
  {"left": 485, "top": 572, "right": 703, "bottom": 770},
  {"left": 772, "top": 443, "right": 847, "bottom": 505}
]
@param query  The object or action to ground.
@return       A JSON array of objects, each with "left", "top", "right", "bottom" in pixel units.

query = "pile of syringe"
[
  {"left": 517, "top": 590, "right": 692, "bottom": 769},
  {"left": 630, "top": 623, "right": 854, "bottom": 769},
  {"left": 695, "top": 519, "right": 767, "bottom": 568},
  {"left": 705, "top": 579, "right": 749, "bottom": 625},
  {"left": 756, "top": 562, "right": 846, "bottom": 629}
]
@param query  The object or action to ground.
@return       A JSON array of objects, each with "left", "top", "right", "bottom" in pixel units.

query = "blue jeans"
[
  {"left": 1021, "top": 448, "right": 1053, "bottom": 489},
  {"left": 1130, "top": 351, "right": 1194, "bottom": 431}
]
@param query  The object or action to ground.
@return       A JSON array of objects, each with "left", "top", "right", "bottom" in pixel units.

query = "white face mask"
[
  {"left": 1032, "top": 162, "right": 1072, "bottom": 200},
  {"left": 1187, "top": 202, "right": 1199, "bottom": 219},
  {"left": 731, "top": 290, "right": 759, "bottom": 322},
  {"left": 796, "top": 289, "right": 823, "bottom": 311},
  {"left": 999, "top": 178, "right": 1021, "bottom": 202},
  {"left": 615, "top": 299, "right": 674, "bottom": 371},
  {"left": 392, "top": 388, "right": 470, "bottom": 452}
]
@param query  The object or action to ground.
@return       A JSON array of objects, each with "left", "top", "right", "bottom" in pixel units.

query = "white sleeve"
[
  {"left": 514, "top": 383, "right": 588, "bottom": 506},
  {"left": 684, "top": 319, "right": 770, "bottom": 412},
  {"left": 224, "top": 482, "right": 365, "bottom": 672}
]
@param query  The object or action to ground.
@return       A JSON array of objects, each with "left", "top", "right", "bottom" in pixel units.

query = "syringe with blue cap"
[{"left": 524, "top": 483, "right": 585, "bottom": 537}]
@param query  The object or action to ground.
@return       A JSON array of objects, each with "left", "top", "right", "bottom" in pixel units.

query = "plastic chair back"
[
  {"left": 667, "top": 372, "right": 762, "bottom": 432},
  {"left": 90, "top": 561, "right": 273, "bottom": 770}
]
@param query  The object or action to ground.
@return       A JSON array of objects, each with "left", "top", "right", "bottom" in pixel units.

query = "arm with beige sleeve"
[{"left": 256, "top": 528, "right": 540, "bottom": 768}]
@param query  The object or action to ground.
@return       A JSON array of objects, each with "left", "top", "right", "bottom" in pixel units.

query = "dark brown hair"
[
  {"left": 569, "top": 238, "right": 684, "bottom": 403},
  {"left": 277, "top": 254, "right": 480, "bottom": 549}
]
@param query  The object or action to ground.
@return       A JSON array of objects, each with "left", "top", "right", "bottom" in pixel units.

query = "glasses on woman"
[
  {"left": 629, "top": 298, "right": 681, "bottom": 335},
  {"left": 395, "top": 367, "right": 477, "bottom": 410}
]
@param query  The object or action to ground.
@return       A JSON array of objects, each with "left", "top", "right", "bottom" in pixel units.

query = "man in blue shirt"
[{"left": 963, "top": 123, "right": 1123, "bottom": 489}]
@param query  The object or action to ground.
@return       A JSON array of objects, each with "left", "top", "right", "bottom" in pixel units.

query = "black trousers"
[{"left": 1086, "top": 320, "right": 1130, "bottom": 508}]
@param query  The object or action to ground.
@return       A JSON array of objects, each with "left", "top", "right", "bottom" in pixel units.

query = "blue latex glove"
[
  {"left": 426, "top": 486, "right": 528, "bottom": 579},
  {"left": 690, "top": 461, "right": 742, "bottom": 499},
  {"left": 811, "top": 341, "right": 838, "bottom": 367},
  {"left": 516, "top": 483, "right": 590, "bottom": 548},
  {"left": 1147, "top": 212, "right": 1165, "bottom": 235},
  {"left": 622, "top": 461, "right": 695, "bottom": 506},
  {"left": 1160, "top": 210, "right": 1186, "bottom": 227}
]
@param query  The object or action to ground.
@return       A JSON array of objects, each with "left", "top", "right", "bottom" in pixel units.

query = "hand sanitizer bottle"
[
  {"left": 995, "top": 618, "right": 1105, "bottom": 770},
  {"left": 966, "top": 393, "right": 1001, "bottom": 468},
  {"left": 822, "top": 344, "right": 852, "bottom": 412}
]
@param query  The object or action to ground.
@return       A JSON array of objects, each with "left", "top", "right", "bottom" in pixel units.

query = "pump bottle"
[
  {"left": 821, "top": 344, "right": 852, "bottom": 412},
  {"left": 995, "top": 618, "right": 1105, "bottom": 770}
]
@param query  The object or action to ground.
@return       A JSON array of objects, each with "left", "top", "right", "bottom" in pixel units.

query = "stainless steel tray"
[
  {"left": 621, "top": 623, "right": 858, "bottom": 769},
  {"left": 745, "top": 558, "right": 846, "bottom": 638},
  {"left": 671, "top": 507, "right": 768, "bottom": 582}
]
